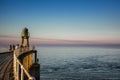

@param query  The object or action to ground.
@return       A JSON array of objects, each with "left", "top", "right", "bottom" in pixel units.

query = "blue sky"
[{"left": 0, "top": 0, "right": 120, "bottom": 44}]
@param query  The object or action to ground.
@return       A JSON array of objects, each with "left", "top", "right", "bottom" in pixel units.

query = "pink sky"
[{"left": 0, "top": 35, "right": 120, "bottom": 46}]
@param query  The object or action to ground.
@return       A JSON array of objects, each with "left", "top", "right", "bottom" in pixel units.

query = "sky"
[{"left": 0, "top": 0, "right": 120, "bottom": 45}]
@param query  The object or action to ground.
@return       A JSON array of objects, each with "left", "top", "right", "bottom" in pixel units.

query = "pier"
[
  {"left": 0, "top": 52, "right": 13, "bottom": 80},
  {"left": 0, "top": 28, "right": 40, "bottom": 80}
]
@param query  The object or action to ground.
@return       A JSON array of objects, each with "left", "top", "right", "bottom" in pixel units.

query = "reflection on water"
[{"left": 37, "top": 46, "right": 120, "bottom": 80}]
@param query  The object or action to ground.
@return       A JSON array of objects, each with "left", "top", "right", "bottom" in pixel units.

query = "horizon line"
[{"left": 0, "top": 35, "right": 120, "bottom": 45}]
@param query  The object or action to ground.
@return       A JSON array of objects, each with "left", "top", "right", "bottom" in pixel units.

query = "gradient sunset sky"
[{"left": 0, "top": 0, "right": 120, "bottom": 45}]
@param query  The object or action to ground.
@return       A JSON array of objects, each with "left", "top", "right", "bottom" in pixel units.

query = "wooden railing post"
[
  {"left": 14, "top": 52, "right": 17, "bottom": 80},
  {"left": 21, "top": 66, "right": 23, "bottom": 80}
]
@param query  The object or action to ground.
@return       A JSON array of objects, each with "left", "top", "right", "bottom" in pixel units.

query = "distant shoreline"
[
  {"left": 0, "top": 44, "right": 120, "bottom": 50},
  {"left": 34, "top": 44, "right": 120, "bottom": 48},
  {"left": 0, "top": 51, "right": 11, "bottom": 54}
]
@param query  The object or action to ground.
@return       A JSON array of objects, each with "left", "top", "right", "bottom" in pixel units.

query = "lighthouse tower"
[
  {"left": 21, "top": 27, "right": 30, "bottom": 49},
  {"left": 21, "top": 27, "right": 32, "bottom": 70}
]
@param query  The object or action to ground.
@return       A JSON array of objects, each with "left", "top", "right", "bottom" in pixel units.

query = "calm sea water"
[{"left": 36, "top": 46, "right": 120, "bottom": 80}]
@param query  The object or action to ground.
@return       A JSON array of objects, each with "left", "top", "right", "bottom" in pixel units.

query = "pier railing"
[{"left": 13, "top": 50, "right": 35, "bottom": 80}]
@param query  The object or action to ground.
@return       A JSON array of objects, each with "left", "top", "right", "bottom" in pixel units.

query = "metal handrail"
[{"left": 13, "top": 50, "right": 35, "bottom": 80}]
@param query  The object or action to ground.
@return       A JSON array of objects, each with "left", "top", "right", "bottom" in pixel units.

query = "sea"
[
  {"left": 0, "top": 46, "right": 120, "bottom": 80},
  {"left": 36, "top": 46, "right": 120, "bottom": 80}
]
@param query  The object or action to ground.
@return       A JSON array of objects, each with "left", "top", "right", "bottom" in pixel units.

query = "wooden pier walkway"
[
  {"left": 0, "top": 28, "right": 40, "bottom": 80},
  {"left": 0, "top": 52, "right": 14, "bottom": 80},
  {"left": 0, "top": 49, "right": 40, "bottom": 80}
]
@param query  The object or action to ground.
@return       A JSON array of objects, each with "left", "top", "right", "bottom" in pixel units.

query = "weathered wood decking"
[{"left": 0, "top": 52, "right": 14, "bottom": 80}]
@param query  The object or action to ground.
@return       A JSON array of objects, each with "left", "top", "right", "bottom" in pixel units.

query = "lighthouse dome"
[{"left": 21, "top": 27, "right": 29, "bottom": 37}]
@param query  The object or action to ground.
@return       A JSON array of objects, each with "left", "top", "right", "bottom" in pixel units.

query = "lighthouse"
[
  {"left": 21, "top": 27, "right": 32, "bottom": 70},
  {"left": 21, "top": 27, "right": 30, "bottom": 49}
]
